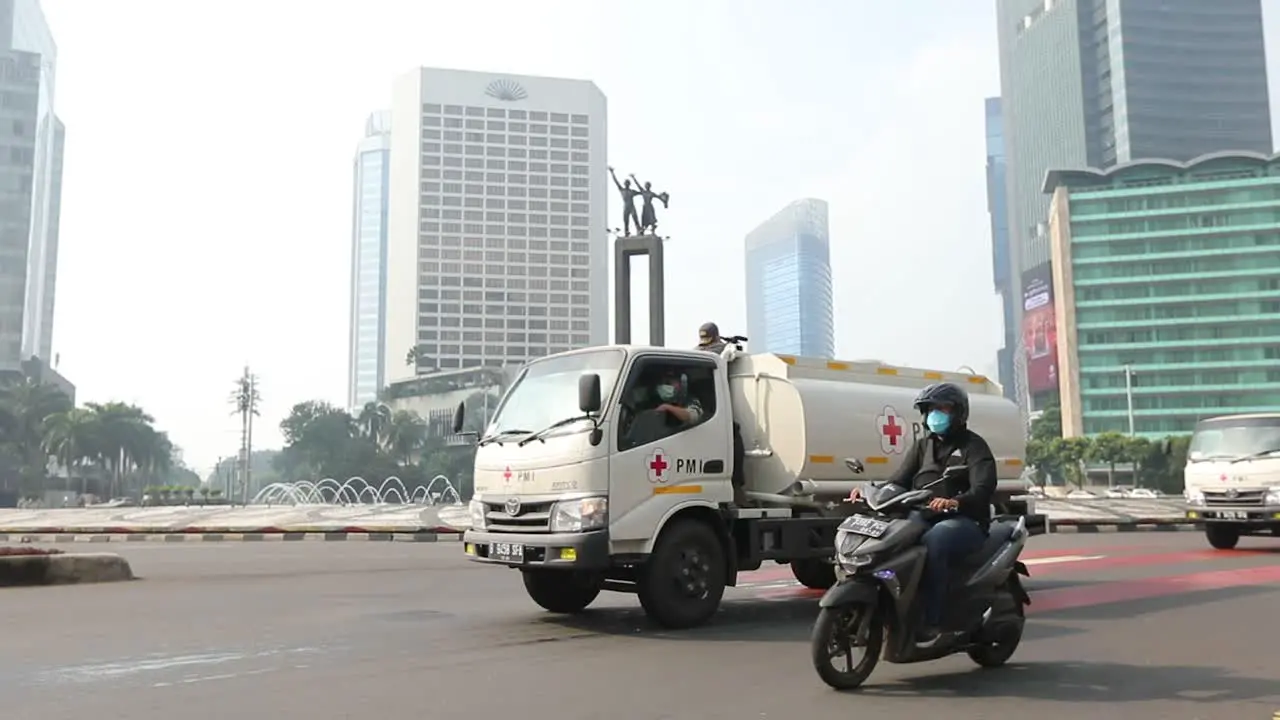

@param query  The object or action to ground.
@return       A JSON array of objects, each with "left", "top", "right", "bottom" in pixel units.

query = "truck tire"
[
  {"left": 637, "top": 519, "right": 727, "bottom": 629},
  {"left": 521, "top": 569, "right": 602, "bottom": 614},
  {"left": 791, "top": 558, "right": 836, "bottom": 590},
  {"left": 1205, "top": 525, "right": 1240, "bottom": 551}
]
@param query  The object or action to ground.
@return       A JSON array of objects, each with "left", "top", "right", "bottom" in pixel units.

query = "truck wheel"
[
  {"left": 791, "top": 558, "right": 836, "bottom": 590},
  {"left": 1205, "top": 525, "right": 1240, "bottom": 550},
  {"left": 521, "top": 569, "right": 602, "bottom": 614},
  {"left": 637, "top": 519, "right": 727, "bottom": 629}
]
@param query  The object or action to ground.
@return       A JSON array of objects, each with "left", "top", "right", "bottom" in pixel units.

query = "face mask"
[
  {"left": 656, "top": 384, "right": 677, "bottom": 401},
  {"left": 926, "top": 409, "right": 951, "bottom": 435}
]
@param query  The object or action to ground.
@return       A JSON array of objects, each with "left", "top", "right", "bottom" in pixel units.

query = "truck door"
[{"left": 607, "top": 353, "right": 733, "bottom": 543}]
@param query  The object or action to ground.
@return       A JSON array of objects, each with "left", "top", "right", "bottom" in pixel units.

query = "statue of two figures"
[{"left": 609, "top": 166, "right": 669, "bottom": 236}]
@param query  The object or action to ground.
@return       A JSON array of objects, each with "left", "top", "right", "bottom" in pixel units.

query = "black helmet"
[{"left": 912, "top": 382, "right": 970, "bottom": 424}]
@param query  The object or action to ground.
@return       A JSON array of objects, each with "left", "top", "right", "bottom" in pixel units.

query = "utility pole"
[
  {"left": 1123, "top": 363, "right": 1136, "bottom": 436},
  {"left": 230, "top": 367, "right": 261, "bottom": 506}
]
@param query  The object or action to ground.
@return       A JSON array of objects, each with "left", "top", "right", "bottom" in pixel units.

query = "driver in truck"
[{"left": 848, "top": 382, "right": 998, "bottom": 647}]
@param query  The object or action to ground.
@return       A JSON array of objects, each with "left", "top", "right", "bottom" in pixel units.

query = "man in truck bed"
[{"left": 694, "top": 321, "right": 748, "bottom": 505}]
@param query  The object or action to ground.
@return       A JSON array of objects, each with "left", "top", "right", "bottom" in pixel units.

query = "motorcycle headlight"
[
  {"left": 468, "top": 499, "right": 487, "bottom": 530},
  {"left": 1185, "top": 489, "right": 1206, "bottom": 506},
  {"left": 1265, "top": 487, "right": 1280, "bottom": 505},
  {"left": 550, "top": 497, "right": 608, "bottom": 533},
  {"left": 835, "top": 530, "right": 876, "bottom": 571}
]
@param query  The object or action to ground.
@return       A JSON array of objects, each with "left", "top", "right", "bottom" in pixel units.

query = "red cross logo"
[
  {"left": 646, "top": 449, "right": 669, "bottom": 483},
  {"left": 503, "top": 466, "right": 512, "bottom": 482},
  {"left": 882, "top": 415, "right": 904, "bottom": 447},
  {"left": 876, "top": 406, "right": 906, "bottom": 455}
]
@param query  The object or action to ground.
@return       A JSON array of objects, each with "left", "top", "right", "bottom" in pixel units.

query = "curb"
[
  {"left": 0, "top": 526, "right": 465, "bottom": 535},
  {"left": 1048, "top": 519, "right": 1199, "bottom": 533},
  {"left": 0, "top": 552, "right": 134, "bottom": 587},
  {"left": 0, "top": 531, "right": 466, "bottom": 544}
]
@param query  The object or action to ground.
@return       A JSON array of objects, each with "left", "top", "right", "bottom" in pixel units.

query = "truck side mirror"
[
  {"left": 578, "top": 373, "right": 602, "bottom": 414},
  {"left": 452, "top": 401, "right": 465, "bottom": 434},
  {"left": 1160, "top": 438, "right": 1172, "bottom": 456}
]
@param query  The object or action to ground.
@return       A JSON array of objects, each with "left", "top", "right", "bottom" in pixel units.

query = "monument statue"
[
  {"left": 630, "top": 173, "right": 669, "bottom": 236},
  {"left": 608, "top": 166, "right": 641, "bottom": 236}
]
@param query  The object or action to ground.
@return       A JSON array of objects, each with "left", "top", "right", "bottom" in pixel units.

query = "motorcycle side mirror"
[
  {"left": 844, "top": 458, "right": 865, "bottom": 475},
  {"left": 942, "top": 464, "right": 969, "bottom": 478}
]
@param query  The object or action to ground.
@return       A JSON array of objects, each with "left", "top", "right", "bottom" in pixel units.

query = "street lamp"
[{"left": 1122, "top": 363, "right": 1136, "bottom": 436}]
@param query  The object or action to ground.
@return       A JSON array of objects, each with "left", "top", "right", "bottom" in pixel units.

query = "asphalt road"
[{"left": 1, "top": 532, "right": 1278, "bottom": 720}]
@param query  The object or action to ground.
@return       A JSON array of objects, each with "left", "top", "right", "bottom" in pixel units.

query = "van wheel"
[
  {"left": 521, "top": 569, "right": 602, "bottom": 614},
  {"left": 638, "top": 519, "right": 727, "bottom": 629},
  {"left": 791, "top": 558, "right": 836, "bottom": 590},
  {"left": 1205, "top": 525, "right": 1240, "bottom": 550}
]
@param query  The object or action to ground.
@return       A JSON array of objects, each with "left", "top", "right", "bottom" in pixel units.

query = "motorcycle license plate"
[
  {"left": 844, "top": 515, "right": 890, "bottom": 538},
  {"left": 490, "top": 542, "right": 525, "bottom": 563}
]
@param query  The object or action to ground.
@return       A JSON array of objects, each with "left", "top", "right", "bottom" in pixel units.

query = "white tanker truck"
[{"left": 456, "top": 342, "right": 1041, "bottom": 629}]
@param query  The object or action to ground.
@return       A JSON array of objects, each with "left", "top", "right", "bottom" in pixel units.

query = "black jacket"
[{"left": 887, "top": 426, "right": 998, "bottom": 528}]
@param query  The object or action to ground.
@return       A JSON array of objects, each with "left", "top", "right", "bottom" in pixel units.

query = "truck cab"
[
  {"left": 458, "top": 344, "right": 1039, "bottom": 629},
  {"left": 1180, "top": 413, "right": 1280, "bottom": 549}
]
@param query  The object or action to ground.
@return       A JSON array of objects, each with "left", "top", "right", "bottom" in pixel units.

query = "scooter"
[{"left": 810, "top": 461, "right": 1032, "bottom": 690}]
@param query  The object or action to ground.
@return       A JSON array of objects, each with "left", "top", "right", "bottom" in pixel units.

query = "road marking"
[
  {"left": 1030, "top": 564, "right": 1280, "bottom": 614},
  {"left": 1024, "top": 554, "right": 1106, "bottom": 566}
]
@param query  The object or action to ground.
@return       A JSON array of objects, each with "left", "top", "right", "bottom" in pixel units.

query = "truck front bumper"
[
  {"left": 462, "top": 529, "right": 611, "bottom": 570},
  {"left": 1187, "top": 506, "right": 1280, "bottom": 524}
]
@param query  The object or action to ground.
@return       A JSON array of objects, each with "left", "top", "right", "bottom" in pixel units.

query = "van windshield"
[
  {"left": 487, "top": 349, "right": 626, "bottom": 437},
  {"left": 1188, "top": 417, "right": 1280, "bottom": 462}
]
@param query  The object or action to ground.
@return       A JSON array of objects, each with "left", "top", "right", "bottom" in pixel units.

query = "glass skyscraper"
[
  {"left": 986, "top": 97, "right": 1017, "bottom": 402},
  {"left": 995, "top": 0, "right": 1271, "bottom": 408},
  {"left": 347, "top": 111, "right": 391, "bottom": 408},
  {"left": 0, "top": 0, "right": 61, "bottom": 369},
  {"left": 744, "top": 198, "right": 834, "bottom": 357},
  {"left": 1046, "top": 153, "right": 1280, "bottom": 438}
]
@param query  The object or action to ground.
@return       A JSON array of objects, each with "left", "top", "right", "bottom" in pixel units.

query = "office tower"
[
  {"left": 985, "top": 97, "right": 1017, "bottom": 402},
  {"left": 347, "top": 110, "right": 391, "bottom": 408},
  {"left": 744, "top": 199, "right": 835, "bottom": 357},
  {"left": 995, "top": 0, "right": 1271, "bottom": 406},
  {"left": 1045, "top": 153, "right": 1280, "bottom": 437},
  {"left": 383, "top": 67, "right": 608, "bottom": 384},
  {"left": 0, "top": 0, "right": 60, "bottom": 369}
]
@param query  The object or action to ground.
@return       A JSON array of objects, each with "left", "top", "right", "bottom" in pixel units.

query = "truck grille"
[
  {"left": 1203, "top": 490, "right": 1265, "bottom": 506},
  {"left": 484, "top": 500, "right": 554, "bottom": 533}
]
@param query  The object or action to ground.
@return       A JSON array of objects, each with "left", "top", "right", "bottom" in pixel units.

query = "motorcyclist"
[{"left": 847, "top": 382, "right": 997, "bottom": 646}]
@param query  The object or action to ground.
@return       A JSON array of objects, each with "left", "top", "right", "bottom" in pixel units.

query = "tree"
[
  {"left": 1030, "top": 403, "right": 1062, "bottom": 443},
  {"left": 1049, "top": 436, "right": 1092, "bottom": 488},
  {"left": 1120, "top": 436, "right": 1152, "bottom": 487},
  {"left": 1086, "top": 432, "right": 1129, "bottom": 487},
  {"left": 41, "top": 408, "right": 98, "bottom": 494}
]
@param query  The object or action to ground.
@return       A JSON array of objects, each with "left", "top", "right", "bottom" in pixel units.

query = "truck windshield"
[
  {"left": 1188, "top": 417, "right": 1280, "bottom": 462},
  {"left": 488, "top": 349, "right": 626, "bottom": 437}
]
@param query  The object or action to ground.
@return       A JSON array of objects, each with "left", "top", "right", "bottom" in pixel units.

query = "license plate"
[
  {"left": 491, "top": 542, "right": 525, "bottom": 563},
  {"left": 1211, "top": 511, "right": 1251, "bottom": 520},
  {"left": 843, "top": 515, "right": 890, "bottom": 538}
]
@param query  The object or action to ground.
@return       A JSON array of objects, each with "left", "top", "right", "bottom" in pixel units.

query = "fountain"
[{"left": 250, "top": 475, "right": 462, "bottom": 506}]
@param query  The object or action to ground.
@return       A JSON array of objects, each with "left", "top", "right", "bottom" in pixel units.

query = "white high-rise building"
[
  {"left": 347, "top": 110, "right": 391, "bottom": 408},
  {"left": 384, "top": 68, "right": 608, "bottom": 385}
]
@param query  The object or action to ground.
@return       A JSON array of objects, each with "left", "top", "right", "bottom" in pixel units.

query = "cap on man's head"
[{"left": 698, "top": 322, "right": 720, "bottom": 345}]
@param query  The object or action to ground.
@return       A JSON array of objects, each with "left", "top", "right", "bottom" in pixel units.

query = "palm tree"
[
  {"left": 357, "top": 402, "right": 393, "bottom": 446},
  {"left": 84, "top": 402, "right": 155, "bottom": 499},
  {"left": 41, "top": 408, "right": 99, "bottom": 494},
  {"left": 385, "top": 410, "right": 427, "bottom": 465},
  {"left": 0, "top": 377, "right": 72, "bottom": 491}
]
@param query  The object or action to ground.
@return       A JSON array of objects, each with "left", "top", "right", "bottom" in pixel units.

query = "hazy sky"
[{"left": 40, "top": 0, "right": 1280, "bottom": 477}]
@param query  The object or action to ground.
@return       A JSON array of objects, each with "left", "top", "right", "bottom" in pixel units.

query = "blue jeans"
[{"left": 919, "top": 516, "right": 986, "bottom": 627}]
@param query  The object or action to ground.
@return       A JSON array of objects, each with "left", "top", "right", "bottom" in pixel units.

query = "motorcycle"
[{"left": 810, "top": 460, "right": 1032, "bottom": 690}]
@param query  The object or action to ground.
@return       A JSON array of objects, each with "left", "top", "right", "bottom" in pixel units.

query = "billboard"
[{"left": 1021, "top": 263, "right": 1058, "bottom": 394}]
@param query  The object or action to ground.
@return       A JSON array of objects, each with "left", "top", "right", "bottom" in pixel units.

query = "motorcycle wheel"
[
  {"left": 810, "top": 604, "right": 883, "bottom": 690},
  {"left": 967, "top": 601, "right": 1024, "bottom": 668}
]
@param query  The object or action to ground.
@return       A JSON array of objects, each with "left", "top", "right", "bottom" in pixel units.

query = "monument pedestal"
[{"left": 613, "top": 233, "right": 665, "bottom": 346}]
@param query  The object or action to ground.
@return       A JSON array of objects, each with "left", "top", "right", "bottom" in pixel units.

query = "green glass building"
[{"left": 1045, "top": 152, "right": 1280, "bottom": 438}]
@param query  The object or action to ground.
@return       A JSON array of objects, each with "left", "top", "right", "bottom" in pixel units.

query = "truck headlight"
[
  {"left": 550, "top": 497, "right": 608, "bottom": 533},
  {"left": 1185, "top": 489, "right": 1206, "bottom": 506},
  {"left": 468, "top": 499, "right": 487, "bottom": 530},
  {"left": 1265, "top": 487, "right": 1280, "bottom": 505}
]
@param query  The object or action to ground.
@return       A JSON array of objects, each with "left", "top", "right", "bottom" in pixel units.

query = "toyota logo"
[
  {"left": 1225, "top": 488, "right": 1238, "bottom": 499},
  {"left": 505, "top": 497, "right": 522, "bottom": 516}
]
